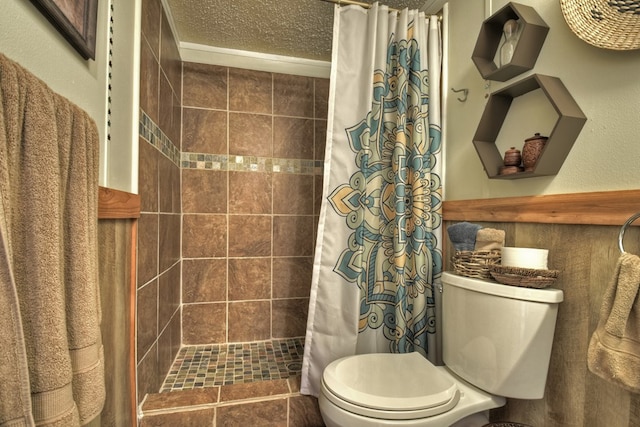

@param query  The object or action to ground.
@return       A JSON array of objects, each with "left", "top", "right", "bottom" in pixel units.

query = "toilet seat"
[{"left": 321, "top": 352, "right": 460, "bottom": 420}]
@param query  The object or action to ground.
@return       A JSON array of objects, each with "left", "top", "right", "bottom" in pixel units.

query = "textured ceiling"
[{"left": 163, "top": 0, "right": 435, "bottom": 61}]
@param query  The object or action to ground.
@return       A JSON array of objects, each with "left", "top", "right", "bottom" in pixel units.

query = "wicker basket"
[
  {"left": 560, "top": 0, "right": 640, "bottom": 51},
  {"left": 452, "top": 250, "right": 501, "bottom": 280},
  {"left": 483, "top": 423, "right": 533, "bottom": 427},
  {"left": 490, "top": 265, "right": 559, "bottom": 289}
]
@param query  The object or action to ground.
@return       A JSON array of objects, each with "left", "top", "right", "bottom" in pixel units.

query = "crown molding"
[{"left": 179, "top": 42, "right": 331, "bottom": 78}]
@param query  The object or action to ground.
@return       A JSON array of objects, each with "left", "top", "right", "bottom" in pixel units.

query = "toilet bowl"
[
  {"left": 318, "top": 272, "right": 563, "bottom": 427},
  {"left": 319, "top": 352, "right": 505, "bottom": 427}
]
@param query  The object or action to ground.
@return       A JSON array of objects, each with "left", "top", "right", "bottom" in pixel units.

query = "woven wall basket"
[{"left": 560, "top": 0, "right": 640, "bottom": 50}]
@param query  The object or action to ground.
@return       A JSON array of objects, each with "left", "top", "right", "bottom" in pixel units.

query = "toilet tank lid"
[{"left": 441, "top": 272, "right": 563, "bottom": 303}]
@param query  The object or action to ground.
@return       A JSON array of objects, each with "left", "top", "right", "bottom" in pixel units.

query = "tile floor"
[
  {"left": 143, "top": 338, "right": 324, "bottom": 426},
  {"left": 161, "top": 337, "right": 304, "bottom": 392}
]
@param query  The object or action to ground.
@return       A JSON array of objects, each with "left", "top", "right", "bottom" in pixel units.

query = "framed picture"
[{"left": 30, "top": 0, "right": 99, "bottom": 60}]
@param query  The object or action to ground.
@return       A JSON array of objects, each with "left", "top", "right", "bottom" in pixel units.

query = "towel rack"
[{"left": 618, "top": 212, "right": 640, "bottom": 253}]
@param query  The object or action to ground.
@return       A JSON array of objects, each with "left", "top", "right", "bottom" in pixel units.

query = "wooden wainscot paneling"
[
  {"left": 99, "top": 186, "right": 141, "bottom": 219},
  {"left": 443, "top": 189, "right": 640, "bottom": 226},
  {"left": 97, "top": 186, "right": 139, "bottom": 426}
]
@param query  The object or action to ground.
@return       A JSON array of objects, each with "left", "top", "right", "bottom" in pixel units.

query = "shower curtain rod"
[
  {"left": 321, "top": 0, "right": 399, "bottom": 11},
  {"left": 320, "top": 0, "right": 442, "bottom": 17}
]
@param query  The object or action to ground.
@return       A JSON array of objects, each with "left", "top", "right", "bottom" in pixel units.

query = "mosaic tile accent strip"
[
  {"left": 181, "top": 152, "right": 321, "bottom": 175},
  {"left": 161, "top": 338, "right": 304, "bottom": 392},
  {"left": 139, "top": 109, "right": 323, "bottom": 175},
  {"left": 139, "top": 110, "right": 181, "bottom": 167}
]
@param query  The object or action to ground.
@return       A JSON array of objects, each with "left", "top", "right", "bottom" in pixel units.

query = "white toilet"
[{"left": 318, "top": 271, "right": 563, "bottom": 427}]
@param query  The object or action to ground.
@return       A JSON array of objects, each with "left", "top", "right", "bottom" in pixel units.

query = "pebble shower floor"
[{"left": 161, "top": 337, "right": 305, "bottom": 392}]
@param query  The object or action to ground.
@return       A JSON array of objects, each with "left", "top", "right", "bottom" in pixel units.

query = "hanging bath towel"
[
  {"left": 587, "top": 252, "right": 640, "bottom": 394},
  {"left": 0, "top": 53, "right": 105, "bottom": 426}
]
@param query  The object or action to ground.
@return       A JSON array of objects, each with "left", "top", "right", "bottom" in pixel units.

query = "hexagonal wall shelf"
[
  {"left": 472, "top": 2, "right": 549, "bottom": 82},
  {"left": 473, "top": 74, "right": 587, "bottom": 179}
]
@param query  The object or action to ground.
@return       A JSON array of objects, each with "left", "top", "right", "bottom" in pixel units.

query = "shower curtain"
[{"left": 301, "top": 2, "right": 443, "bottom": 397}]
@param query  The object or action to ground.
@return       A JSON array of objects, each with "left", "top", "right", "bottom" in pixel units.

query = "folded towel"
[
  {"left": 447, "top": 222, "right": 482, "bottom": 252},
  {"left": 474, "top": 228, "right": 505, "bottom": 251},
  {"left": 587, "top": 252, "right": 640, "bottom": 393}
]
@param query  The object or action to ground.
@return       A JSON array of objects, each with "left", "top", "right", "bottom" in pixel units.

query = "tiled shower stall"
[{"left": 135, "top": 0, "right": 328, "bottom": 422}]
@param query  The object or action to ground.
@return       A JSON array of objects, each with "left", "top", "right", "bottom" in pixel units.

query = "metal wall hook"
[{"left": 451, "top": 87, "right": 468, "bottom": 102}]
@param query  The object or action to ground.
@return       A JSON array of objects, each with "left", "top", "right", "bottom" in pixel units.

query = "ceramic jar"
[
  {"left": 522, "top": 133, "right": 548, "bottom": 172},
  {"left": 503, "top": 147, "right": 522, "bottom": 166}
]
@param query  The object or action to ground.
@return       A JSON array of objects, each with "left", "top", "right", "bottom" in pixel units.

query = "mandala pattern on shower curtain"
[{"left": 327, "top": 35, "right": 443, "bottom": 355}]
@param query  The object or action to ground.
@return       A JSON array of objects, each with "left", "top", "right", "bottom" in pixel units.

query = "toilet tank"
[{"left": 441, "top": 271, "right": 563, "bottom": 399}]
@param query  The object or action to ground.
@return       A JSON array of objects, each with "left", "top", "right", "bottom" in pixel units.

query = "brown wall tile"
[
  {"left": 314, "top": 78, "right": 330, "bottom": 119},
  {"left": 228, "top": 258, "right": 271, "bottom": 301},
  {"left": 158, "top": 213, "right": 180, "bottom": 272},
  {"left": 143, "top": 388, "right": 219, "bottom": 411},
  {"left": 137, "top": 343, "right": 159, "bottom": 403},
  {"left": 159, "top": 11, "right": 181, "bottom": 99},
  {"left": 228, "top": 301, "right": 271, "bottom": 342},
  {"left": 138, "top": 59, "right": 323, "bottom": 410},
  {"left": 183, "top": 62, "right": 227, "bottom": 109},
  {"left": 228, "top": 215, "right": 272, "bottom": 257},
  {"left": 140, "top": 0, "right": 161, "bottom": 60},
  {"left": 158, "top": 262, "right": 180, "bottom": 331},
  {"left": 136, "top": 0, "right": 185, "bottom": 409},
  {"left": 273, "top": 216, "right": 314, "bottom": 257},
  {"left": 140, "top": 408, "right": 215, "bottom": 427},
  {"left": 168, "top": 313, "right": 181, "bottom": 363},
  {"left": 139, "top": 40, "right": 159, "bottom": 124},
  {"left": 183, "top": 259, "right": 227, "bottom": 303},
  {"left": 183, "top": 214, "right": 227, "bottom": 258},
  {"left": 137, "top": 280, "right": 158, "bottom": 362},
  {"left": 274, "top": 74, "right": 314, "bottom": 118},
  {"left": 182, "top": 108, "right": 227, "bottom": 154},
  {"left": 229, "top": 113, "right": 272, "bottom": 157},
  {"left": 314, "top": 119, "right": 327, "bottom": 161},
  {"left": 273, "top": 174, "right": 314, "bottom": 215},
  {"left": 273, "top": 117, "right": 314, "bottom": 159},
  {"left": 139, "top": 139, "right": 159, "bottom": 213},
  {"left": 217, "top": 398, "right": 287, "bottom": 427},
  {"left": 156, "top": 321, "right": 173, "bottom": 386},
  {"left": 228, "top": 172, "right": 272, "bottom": 215},
  {"left": 272, "top": 257, "right": 313, "bottom": 299},
  {"left": 272, "top": 298, "right": 309, "bottom": 338},
  {"left": 137, "top": 213, "right": 158, "bottom": 287},
  {"left": 159, "top": 156, "right": 180, "bottom": 213},
  {"left": 182, "top": 169, "right": 228, "bottom": 213},
  {"left": 183, "top": 303, "right": 226, "bottom": 345},
  {"left": 159, "top": 76, "right": 181, "bottom": 148},
  {"left": 289, "top": 395, "right": 324, "bottom": 427},
  {"left": 219, "top": 380, "right": 289, "bottom": 402},
  {"left": 229, "top": 68, "right": 272, "bottom": 114},
  {"left": 287, "top": 376, "right": 301, "bottom": 393}
]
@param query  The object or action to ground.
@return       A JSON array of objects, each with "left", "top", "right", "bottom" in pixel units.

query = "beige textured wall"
[
  {"left": 0, "top": 0, "right": 140, "bottom": 193},
  {"left": 0, "top": 1, "right": 108, "bottom": 139},
  {"left": 445, "top": 0, "right": 640, "bottom": 200}
]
